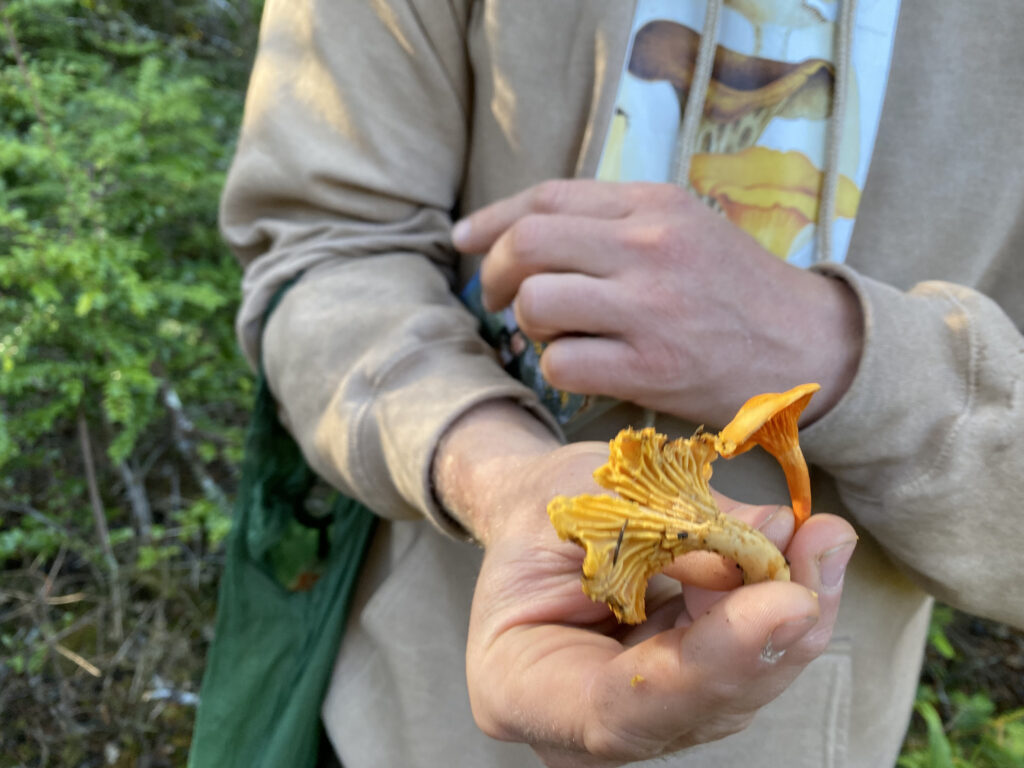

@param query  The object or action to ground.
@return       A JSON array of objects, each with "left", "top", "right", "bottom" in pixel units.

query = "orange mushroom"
[
  {"left": 548, "top": 427, "right": 790, "bottom": 624},
  {"left": 714, "top": 383, "right": 820, "bottom": 527},
  {"left": 547, "top": 384, "right": 819, "bottom": 624}
]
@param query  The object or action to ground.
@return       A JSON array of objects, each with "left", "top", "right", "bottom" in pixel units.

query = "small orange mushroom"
[{"left": 714, "top": 383, "right": 820, "bottom": 528}]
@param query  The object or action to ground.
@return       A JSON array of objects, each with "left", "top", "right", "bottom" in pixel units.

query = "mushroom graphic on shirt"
[
  {"left": 725, "top": 0, "right": 835, "bottom": 55},
  {"left": 625, "top": 19, "right": 860, "bottom": 259},
  {"left": 628, "top": 19, "right": 834, "bottom": 157},
  {"left": 689, "top": 145, "right": 860, "bottom": 258}
]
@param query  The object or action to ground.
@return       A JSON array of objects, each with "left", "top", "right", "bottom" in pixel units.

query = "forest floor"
[{"left": 2, "top": 544, "right": 1022, "bottom": 767}]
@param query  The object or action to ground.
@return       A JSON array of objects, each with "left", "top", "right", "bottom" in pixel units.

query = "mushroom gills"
[{"left": 547, "top": 384, "right": 818, "bottom": 624}]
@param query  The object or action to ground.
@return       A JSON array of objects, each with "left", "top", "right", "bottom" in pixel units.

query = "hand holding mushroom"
[
  {"left": 451, "top": 179, "right": 863, "bottom": 429},
  {"left": 435, "top": 401, "right": 858, "bottom": 767}
]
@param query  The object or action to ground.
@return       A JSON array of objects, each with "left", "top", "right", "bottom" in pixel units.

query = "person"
[{"left": 218, "top": 1, "right": 1024, "bottom": 766}]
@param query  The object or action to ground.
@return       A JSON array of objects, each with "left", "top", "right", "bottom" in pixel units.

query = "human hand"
[
  {"left": 464, "top": 440, "right": 856, "bottom": 768},
  {"left": 451, "top": 179, "right": 862, "bottom": 427}
]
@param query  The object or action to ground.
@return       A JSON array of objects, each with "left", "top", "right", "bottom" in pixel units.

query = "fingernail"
[
  {"left": 762, "top": 616, "right": 817, "bottom": 663},
  {"left": 818, "top": 541, "right": 856, "bottom": 589},
  {"left": 451, "top": 219, "right": 471, "bottom": 247}
]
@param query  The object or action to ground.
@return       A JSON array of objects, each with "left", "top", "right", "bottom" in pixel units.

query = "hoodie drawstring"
[
  {"left": 815, "top": 0, "right": 856, "bottom": 264},
  {"left": 672, "top": 0, "right": 724, "bottom": 188},
  {"left": 672, "top": 0, "right": 856, "bottom": 265},
  {"left": 650, "top": 0, "right": 855, "bottom": 430}
]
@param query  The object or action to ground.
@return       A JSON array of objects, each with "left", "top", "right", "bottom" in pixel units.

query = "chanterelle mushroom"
[
  {"left": 715, "top": 382, "right": 820, "bottom": 527},
  {"left": 547, "top": 384, "right": 818, "bottom": 624}
]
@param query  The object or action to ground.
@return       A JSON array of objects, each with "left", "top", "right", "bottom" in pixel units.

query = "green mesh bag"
[{"left": 189, "top": 282, "right": 376, "bottom": 767}]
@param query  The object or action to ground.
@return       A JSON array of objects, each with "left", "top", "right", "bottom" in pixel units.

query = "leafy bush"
[
  {"left": 0, "top": 0, "right": 261, "bottom": 762},
  {"left": 899, "top": 606, "right": 1024, "bottom": 768},
  {"left": 0, "top": 0, "right": 255, "bottom": 534}
]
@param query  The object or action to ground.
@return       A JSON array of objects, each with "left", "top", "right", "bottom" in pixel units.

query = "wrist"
[
  {"left": 433, "top": 400, "right": 561, "bottom": 546},
  {"left": 794, "top": 272, "right": 863, "bottom": 424}
]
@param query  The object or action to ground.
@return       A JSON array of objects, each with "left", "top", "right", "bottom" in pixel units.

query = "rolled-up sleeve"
[{"left": 221, "top": 0, "right": 560, "bottom": 536}]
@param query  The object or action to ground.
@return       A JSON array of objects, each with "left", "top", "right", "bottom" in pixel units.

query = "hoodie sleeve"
[
  {"left": 220, "top": 0, "right": 561, "bottom": 537},
  {"left": 801, "top": 262, "right": 1024, "bottom": 629}
]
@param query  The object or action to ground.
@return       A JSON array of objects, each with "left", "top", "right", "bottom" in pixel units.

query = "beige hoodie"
[{"left": 221, "top": 1, "right": 1024, "bottom": 766}]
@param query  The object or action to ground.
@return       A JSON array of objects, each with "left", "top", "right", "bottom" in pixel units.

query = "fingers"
[
  {"left": 477, "top": 579, "right": 822, "bottom": 764},
  {"left": 452, "top": 179, "right": 636, "bottom": 256},
  {"left": 510, "top": 273, "right": 629, "bottom": 342},
  {"left": 663, "top": 502, "right": 795, "bottom": 590},
  {"left": 478, "top": 215, "right": 625, "bottom": 311},
  {"left": 782, "top": 513, "right": 857, "bottom": 653},
  {"left": 593, "top": 581, "right": 821, "bottom": 749},
  {"left": 537, "top": 336, "right": 639, "bottom": 397},
  {"left": 469, "top": 516, "right": 857, "bottom": 765},
  {"left": 680, "top": 512, "right": 856, "bottom": 637}
]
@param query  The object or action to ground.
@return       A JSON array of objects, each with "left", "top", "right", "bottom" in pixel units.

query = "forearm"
[
  {"left": 433, "top": 400, "right": 564, "bottom": 546},
  {"left": 260, "top": 257, "right": 562, "bottom": 532}
]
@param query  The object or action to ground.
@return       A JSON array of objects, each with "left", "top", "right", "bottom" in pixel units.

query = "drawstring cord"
[
  {"left": 672, "top": 0, "right": 723, "bottom": 189},
  {"left": 815, "top": 0, "right": 856, "bottom": 264},
  {"left": 651, "top": 0, "right": 725, "bottom": 432}
]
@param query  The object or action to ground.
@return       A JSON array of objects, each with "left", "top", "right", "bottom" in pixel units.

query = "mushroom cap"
[
  {"left": 627, "top": 19, "right": 834, "bottom": 123},
  {"left": 689, "top": 147, "right": 861, "bottom": 259},
  {"left": 716, "top": 382, "right": 820, "bottom": 456},
  {"left": 715, "top": 383, "right": 820, "bottom": 527}
]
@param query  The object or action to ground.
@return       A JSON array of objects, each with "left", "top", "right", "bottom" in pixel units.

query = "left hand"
[
  {"left": 452, "top": 179, "right": 862, "bottom": 427},
  {"left": 463, "top": 441, "right": 855, "bottom": 767}
]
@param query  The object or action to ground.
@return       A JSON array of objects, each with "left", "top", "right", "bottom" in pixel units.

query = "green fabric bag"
[{"left": 189, "top": 283, "right": 377, "bottom": 768}]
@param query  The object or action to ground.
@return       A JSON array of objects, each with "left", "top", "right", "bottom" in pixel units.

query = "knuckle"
[
  {"left": 530, "top": 179, "right": 570, "bottom": 213},
  {"left": 513, "top": 276, "right": 545, "bottom": 334},
  {"left": 699, "top": 674, "right": 748, "bottom": 712},
  {"left": 795, "top": 624, "right": 834, "bottom": 659},
  {"left": 507, "top": 214, "right": 547, "bottom": 265},
  {"left": 648, "top": 220, "right": 682, "bottom": 256},
  {"left": 624, "top": 219, "right": 682, "bottom": 264}
]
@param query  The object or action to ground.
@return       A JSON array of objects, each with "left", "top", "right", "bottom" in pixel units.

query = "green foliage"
[
  {"left": 0, "top": 0, "right": 255, "bottom": 540},
  {"left": 899, "top": 607, "right": 1024, "bottom": 768},
  {"left": 0, "top": 0, "right": 262, "bottom": 763},
  {"left": 929, "top": 604, "right": 958, "bottom": 661},
  {"left": 899, "top": 690, "right": 1024, "bottom": 768}
]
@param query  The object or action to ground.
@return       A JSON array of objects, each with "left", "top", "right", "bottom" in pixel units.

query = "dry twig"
[{"left": 77, "top": 411, "right": 124, "bottom": 641}]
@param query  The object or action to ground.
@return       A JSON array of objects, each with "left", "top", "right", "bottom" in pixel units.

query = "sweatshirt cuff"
[
  {"left": 800, "top": 262, "right": 972, "bottom": 497},
  {"left": 370, "top": 351, "right": 565, "bottom": 540}
]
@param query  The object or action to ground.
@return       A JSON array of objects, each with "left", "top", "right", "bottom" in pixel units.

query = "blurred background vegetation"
[{"left": 0, "top": 0, "right": 1020, "bottom": 765}]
